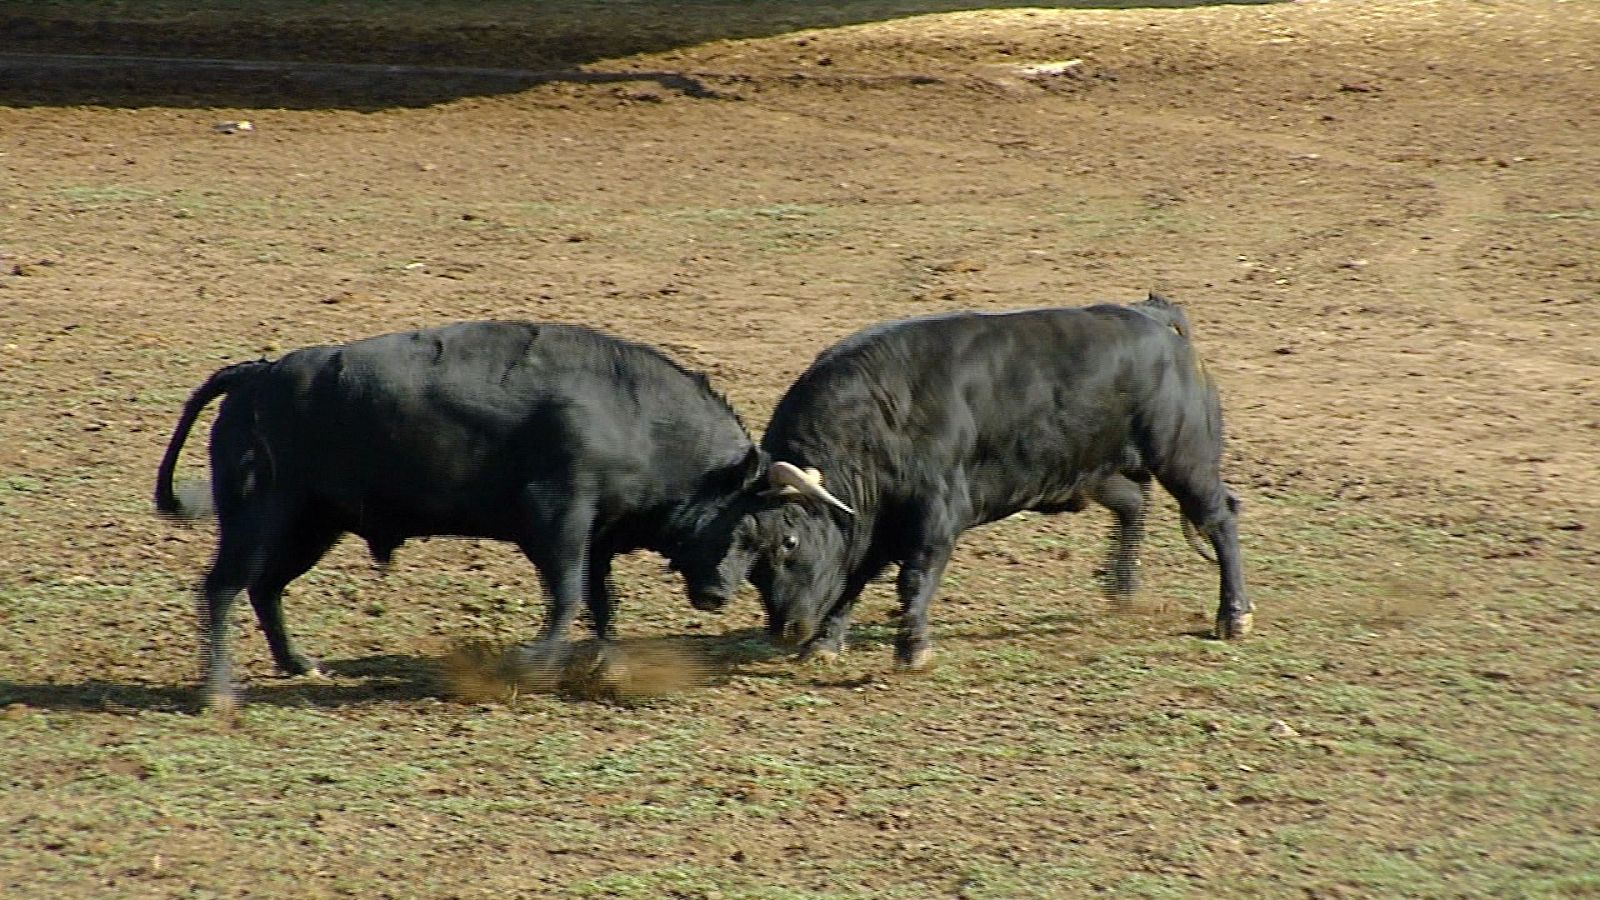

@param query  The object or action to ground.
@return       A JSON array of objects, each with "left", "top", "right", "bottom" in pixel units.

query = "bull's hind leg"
[
  {"left": 1090, "top": 473, "right": 1150, "bottom": 610},
  {"left": 1207, "top": 490, "right": 1251, "bottom": 639},
  {"left": 197, "top": 549, "right": 250, "bottom": 715},
  {"left": 196, "top": 502, "right": 294, "bottom": 713},
  {"left": 1157, "top": 470, "right": 1250, "bottom": 640},
  {"left": 247, "top": 518, "right": 341, "bottom": 678}
]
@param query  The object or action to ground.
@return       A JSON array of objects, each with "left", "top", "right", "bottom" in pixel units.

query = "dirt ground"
[{"left": 1, "top": 0, "right": 1596, "bottom": 897}]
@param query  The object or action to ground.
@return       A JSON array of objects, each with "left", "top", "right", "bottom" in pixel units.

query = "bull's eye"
[{"left": 780, "top": 534, "right": 799, "bottom": 553}]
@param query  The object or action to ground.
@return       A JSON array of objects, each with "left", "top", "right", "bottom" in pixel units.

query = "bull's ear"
[{"left": 734, "top": 446, "right": 767, "bottom": 489}]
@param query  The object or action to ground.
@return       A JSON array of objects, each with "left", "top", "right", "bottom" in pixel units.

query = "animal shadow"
[{"left": 0, "top": 652, "right": 441, "bottom": 715}]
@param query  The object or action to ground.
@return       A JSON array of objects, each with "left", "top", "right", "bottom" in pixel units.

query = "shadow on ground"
[
  {"left": 0, "top": 653, "right": 440, "bottom": 714},
  {"left": 0, "top": 629, "right": 791, "bottom": 714},
  {"left": 0, "top": 0, "right": 1281, "bottom": 110},
  {"left": 0, "top": 611, "right": 1222, "bottom": 713}
]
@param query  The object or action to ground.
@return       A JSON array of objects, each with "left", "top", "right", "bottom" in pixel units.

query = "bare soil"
[{"left": 1, "top": 1, "right": 1596, "bottom": 897}]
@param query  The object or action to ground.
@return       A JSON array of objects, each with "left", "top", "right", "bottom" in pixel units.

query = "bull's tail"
[
  {"left": 1135, "top": 293, "right": 1224, "bottom": 562},
  {"left": 153, "top": 360, "right": 272, "bottom": 519},
  {"left": 1133, "top": 292, "right": 1194, "bottom": 340},
  {"left": 1179, "top": 517, "right": 1218, "bottom": 564},
  {"left": 1178, "top": 485, "right": 1240, "bottom": 565}
]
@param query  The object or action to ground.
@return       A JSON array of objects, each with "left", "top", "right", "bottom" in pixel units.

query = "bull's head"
[
  {"left": 668, "top": 448, "right": 766, "bottom": 613},
  {"left": 671, "top": 456, "right": 857, "bottom": 642},
  {"left": 761, "top": 462, "right": 856, "bottom": 515},
  {"left": 734, "top": 462, "right": 857, "bottom": 646}
]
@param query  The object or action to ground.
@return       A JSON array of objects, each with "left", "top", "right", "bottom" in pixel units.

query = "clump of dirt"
[
  {"left": 436, "top": 638, "right": 712, "bottom": 705},
  {"left": 435, "top": 639, "right": 529, "bottom": 705}
]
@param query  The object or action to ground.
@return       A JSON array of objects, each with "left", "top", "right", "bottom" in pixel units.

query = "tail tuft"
[
  {"left": 1180, "top": 517, "right": 1219, "bottom": 564},
  {"left": 157, "top": 480, "right": 215, "bottom": 520},
  {"left": 154, "top": 359, "right": 270, "bottom": 520}
]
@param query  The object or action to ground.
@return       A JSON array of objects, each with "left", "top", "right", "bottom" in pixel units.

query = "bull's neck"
[
  {"left": 778, "top": 443, "right": 879, "bottom": 573},
  {"left": 651, "top": 459, "right": 750, "bottom": 563}
]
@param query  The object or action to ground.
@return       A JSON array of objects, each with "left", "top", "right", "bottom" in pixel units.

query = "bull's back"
[
  {"left": 273, "top": 320, "right": 715, "bottom": 437},
  {"left": 239, "top": 321, "right": 741, "bottom": 532},
  {"left": 771, "top": 306, "right": 1194, "bottom": 517},
  {"left": 924, "top": 309, "right": 1169, "bottom": 493}
]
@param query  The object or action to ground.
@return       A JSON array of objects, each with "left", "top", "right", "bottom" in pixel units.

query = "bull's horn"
[{"left": 768, "top": 461, "right": 856, "bottom": 516}]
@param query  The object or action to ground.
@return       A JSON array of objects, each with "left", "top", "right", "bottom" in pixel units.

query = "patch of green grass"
[
  {"left": 662, "top": 203, "right": 846, "bottom": 251},
  {"left": 0, "top": 474, "right": 45, "bottom": 494},
  {"left": 669, "top": 203, "right": 831, "bottom": 224},
  {"left": 1114, "top": 873, "right": 1205, "bottom": 899},
  {"left": 1051, "top": 197, "right": 1191, "bottom": 239},
  {"left": 572, "top": 868, "right": 879, "bottom": 900},
  {"left": 779, "top": 692, "right": 836, "bottom": 709},
  {"left": 956, "top": 860, "right": 1099, "bottom": 899},
  {"left": 54, "top": 184, "right": 161, "bottom": 206},
  {"left": 1538, "top": 208, "right": 1600, "bottom": 221}
]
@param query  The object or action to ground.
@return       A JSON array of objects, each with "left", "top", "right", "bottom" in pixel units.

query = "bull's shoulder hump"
[{"left": 265, "top": 319, "right": 742, "bottom": 423}]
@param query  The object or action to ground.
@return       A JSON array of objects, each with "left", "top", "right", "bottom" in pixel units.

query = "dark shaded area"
[
  {"left": 0, "top": 629, "right": 789, "bottom": 714},
  {"left": 0, "top": 0, "right": 1283, "bottom": 109},
  {"left": 0, "top": 653, "right": 441, "bottom": 714},
  {"left": 0, "top": 679, "right": 199, "bottom": 715},
  {"left": 0, "top": 52, "right": 736, "bottom": 110}
]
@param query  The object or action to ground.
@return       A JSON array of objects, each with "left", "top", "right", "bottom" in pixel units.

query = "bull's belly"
[
  {"left": 325, "top": 492, "right": 526, "bottom": 545},
  {"left": 971, "top": 482, "right": 1100, "bottom": 525}
]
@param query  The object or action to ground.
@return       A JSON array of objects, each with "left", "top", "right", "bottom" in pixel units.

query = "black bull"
[
  {"left": 708, "top": 295, "right": 1251, "bottom": 669},
  {"left": 154, "top": 321, "right": 765, "bottom": 711}
]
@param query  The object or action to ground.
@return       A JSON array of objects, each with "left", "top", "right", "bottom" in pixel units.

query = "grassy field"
[{"left": 4, "top": 482, "right": 1594, "bottom": 896}]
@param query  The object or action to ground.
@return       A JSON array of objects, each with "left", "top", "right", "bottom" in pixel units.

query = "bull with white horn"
[{"left": 703, "top": 295, "right": 1249, "bottom": 671}]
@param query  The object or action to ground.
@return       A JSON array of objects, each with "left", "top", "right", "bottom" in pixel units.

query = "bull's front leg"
[
  {"left": 514, "top": 514, "right": 594, "bottom": 685},
  {"left": 584, "top": 554, "right": 617, "bottom": 641},
  {"left": 894, "top": 541, "right": 955, "bottom": 672},
  {"left": 798, "top": 574, "right": 872, "bottom": 665},
  {"left": 579, "top": 553, "right": 633, "bottom": 683}
]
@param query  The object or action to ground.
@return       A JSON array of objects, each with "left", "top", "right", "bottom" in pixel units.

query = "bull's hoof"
[
  {"left": 199, "top": 668, "right": 239, "bottom": 718},
  {"left": 1216, "top": 612, "right": 1254, "bottom": 641},
  {"left": 278, "top": 653, "right": 322, "bottom": 678},
  {"left": 202, "top": 688, "right": 239, "bottom": 720},
  {"left": 894, "top": 643, "right": 933, "bottom": 673},
  {"left": 779, "top": 622, "right": 814, "bottom": 648},
  {"left": 799, "top": 646, "right": 843, "bottom": 666},
  {"left": 510, "top": 642, "right": 572, "bottom": 692},
  {"left": 1106, "top": 594, "right": 1140, "bottom": 615},
  {"left": 587, "top": 648, "right": 630, "bottom": 693}
]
